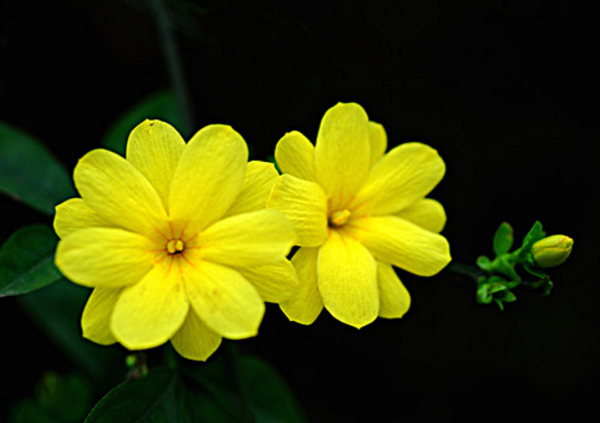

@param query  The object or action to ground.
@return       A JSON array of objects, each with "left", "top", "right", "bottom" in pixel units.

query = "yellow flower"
[
  {"left": 54, "top": 120, "right": 296, "bottom": 361},
  {"left": 266, "top": 103, "right": 451, "bottom": 328}
]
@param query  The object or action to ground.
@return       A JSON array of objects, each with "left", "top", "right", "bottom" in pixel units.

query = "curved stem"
[{"left": 151, "top": 0, "right": 195, "bottom": 136}]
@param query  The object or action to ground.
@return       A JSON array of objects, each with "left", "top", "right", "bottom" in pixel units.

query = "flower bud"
[{"left": 531, "top": 235, "right": 573, "bottom": 268}]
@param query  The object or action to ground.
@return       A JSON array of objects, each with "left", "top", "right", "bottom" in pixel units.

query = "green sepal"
[
  {"left": 522, "top": 261, "right": 548, "bottom": 279},
  {"left": 476, "top": 275, "right": 519, "bottom": 309},
  {"left": 476, "top": 255, "right": 493, "bottom": 272},
  {"left": 493, "top": 221, "right": 514, "bottom": 256},
  {"left": 517, "top": 221, "right": 546, "bottom": 261}
]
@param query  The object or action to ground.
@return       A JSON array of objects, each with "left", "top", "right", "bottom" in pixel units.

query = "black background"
[{"left": 1, "top": 0, "right": 598, "bottom": 421}]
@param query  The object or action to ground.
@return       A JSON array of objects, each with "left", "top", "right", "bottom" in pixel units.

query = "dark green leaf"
[
  {"left": 183, "top": 347, "right": 307, "bottom": 423},
  {"left": 17, "top": 279, "right": 122, "bottom": 385},
  {"left": 83, "top": 368, "right": 188, "bottom": 423},
  {"left": 101, "top": 90, "right": 185, "bottom": 155},
  {"left": 0, "top": 121, "right": 74, "bottom": 215},
  {"left": 493, "top": 222, "right": 514, "bottom": 256},
  {"left": 0, "top": 224, "right": 62, "bottom": 297},
  {"left": 239, "top": 355, "right": 308, "bottom": 423}
]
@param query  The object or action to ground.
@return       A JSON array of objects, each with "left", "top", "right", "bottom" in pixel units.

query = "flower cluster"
[{"left": 54, "top": 103, "right": 451, "bottom": 360}]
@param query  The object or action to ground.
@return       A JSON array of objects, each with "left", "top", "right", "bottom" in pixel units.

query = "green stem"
[
  {"left": 447, "top": 262, "right": 484, "bottom": 282},
  {"left": 151, "top": 0, "right": 195, "bottom": 136}
]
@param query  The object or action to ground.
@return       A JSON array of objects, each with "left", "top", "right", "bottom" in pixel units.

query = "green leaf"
[
  {"left": 493, "top": 222, "right": 514, "bottom": 256},
  {"left": 0, "top": 224, "right": 62, "bottom": 297},
  {"left": 186, "top": 349, "right": 307, "bottom": 423},
  {"left": 101, "top": 90, "right": 185, "bottom": 155},
  {"left": 239, "top": 355, "right": 307, "bottom": 423},
  {"left": 17, "top": 279, "right": 123, "bottom": 385},
  {"left": 83, "top": 368, "right": 189, "bottom": 423},
  {"left": 0, "top": 121, "right": 74, "bottom": 215}
]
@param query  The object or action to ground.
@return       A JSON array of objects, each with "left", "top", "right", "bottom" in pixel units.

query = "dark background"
[{"left": 1, "top": 0, "right": 598, "bottom": 421}]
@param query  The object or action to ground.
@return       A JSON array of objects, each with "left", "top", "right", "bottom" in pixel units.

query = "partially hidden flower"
[
  {"left": 266, "top": 102, "right": 451, "bottom": 329},
  {"left": 54, "top": 120, "right": 297, "bottom": 361}
]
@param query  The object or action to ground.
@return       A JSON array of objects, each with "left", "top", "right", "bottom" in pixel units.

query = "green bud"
[{"left": 532, "top": 235, "right": 573, "bottom": 268}]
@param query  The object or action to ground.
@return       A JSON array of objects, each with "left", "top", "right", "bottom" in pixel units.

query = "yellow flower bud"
[{"left": 532, "top": 235, "right": 573, "bottom": 268}]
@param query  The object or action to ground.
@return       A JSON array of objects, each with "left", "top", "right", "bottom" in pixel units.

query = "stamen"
[
  {"left": 329, "top": 209, "right": 351, "bottom": 227},
  {"left": 166, "top": 239, "right": 185, "bottom": 255}
]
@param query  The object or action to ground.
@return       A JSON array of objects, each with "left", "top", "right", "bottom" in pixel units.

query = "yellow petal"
[
  {"left": 368, "top": 121, "right": 387, "bottom": 167},
  {"left": 350, "top": 142, "right": 445, "bottom": 217},
  {"left": 279, "top": 247, "right": 323, "bottom": 325},
  {"left": 171, "top": 309, "right": 222, "bottom": 361},
  {"left": 314, "top": 103, "right": 371, "bottom": 211},
  {"left": 224, "top": 161, "right": 278, "bottom": 217},
  {"left": 54, "top": 198, "right": 113, "bottom": 239},
  {"left": 81, "top": 287, "right": 122, "bottom": 345},
  {"left": 377, "top": 262, "right": 410, "bottom": 318},
  {"left": 275, "top": 131, "right": 316, "bottom": 182},
  {"left": 233, "top": 258, "right": 299, "bottom": 303},
  {"left": 317, "top": 230, "right": 378, "bottom": 329},
  {"left": 199, "top": 209, "right": 294, "bottom": 268},
  {"left": 73, "top": 149, "right": 167, "bottom": 238},
  {"left": 184, "top": 260, "right": 265, "bottom": 340},
  {"left": 266, "top": 174, "right": 328, "bottom": 247},
  {"left": 111, "top": 262, "right": 189, "bottom": 350},
  {"left": 396, "top": 198, "right": 446, "bottom": 233},
  {"left": 55, "top": 228, "right": 156, "bottom": 288},
  {"left": 346, "top": 215, "right": 451, "bottom": 276},
  {"left": 169, "top": 125, "right": 248, "bottom": 235},
  {"left": 126, "top": 120, "right": 186, "bottom": 212}
]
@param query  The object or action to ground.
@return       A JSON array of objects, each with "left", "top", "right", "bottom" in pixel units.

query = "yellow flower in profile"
[
  {"left": 267, "top": 102, "right": 451, "bottom": 329},
  {"left": 54, "top": 120, "right": 296, "bottom": 361}
]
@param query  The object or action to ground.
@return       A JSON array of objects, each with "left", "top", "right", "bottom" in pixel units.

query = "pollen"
[
  {"left": 166, "top": 239, "right": 185, "bottom": 255},
  {"left": 329, "top": 209, "right": 351, "bottom": 227}
]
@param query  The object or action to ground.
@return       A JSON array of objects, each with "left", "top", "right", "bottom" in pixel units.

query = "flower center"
[
  {"left": 328, "top": 209, "right": 351, "bottom": 227},
  {"left": 166, "top": 239, "right": 185, "bottom": 255}
]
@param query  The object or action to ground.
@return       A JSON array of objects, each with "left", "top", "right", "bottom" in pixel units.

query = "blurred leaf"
[
  {"left": 17, "top": 279, "right": 123, "bottom": 386},
  {"left": 0, "top": 224, "right": 62, "bottom": 297},
  {"left": 9, "top": 372, "right": 94, "bottom": 423},
  {"left": 493, "top": 221, "right": 514, "bottom": 256},
  {"left": 0, "top": 121, "right": 74, "bottom": 215},
  {"left": 101, "top": 90, "right": 185, "bottom": 155}
]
